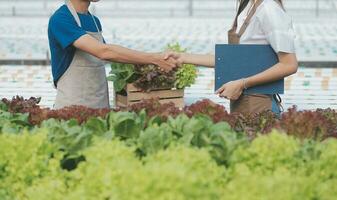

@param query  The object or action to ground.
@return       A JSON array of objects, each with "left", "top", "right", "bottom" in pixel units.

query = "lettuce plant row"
[
  {"left": 1, "top": 95, "right": 337, "bottom": 199},
  {"left": 1, "top": 102, "right": 337, "bottom": 199},
  {"left": 2, "top": 96, "right": 336, "bottom": 141}
]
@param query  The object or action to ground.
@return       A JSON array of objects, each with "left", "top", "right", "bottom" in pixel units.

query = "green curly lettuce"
[{"left": 166, "top": 42, "right": 198, "bottom": 89}]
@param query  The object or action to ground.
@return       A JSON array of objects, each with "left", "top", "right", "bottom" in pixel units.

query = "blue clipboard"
[{"left": 215, "top": 44, "right": 284, "bottom": 94}]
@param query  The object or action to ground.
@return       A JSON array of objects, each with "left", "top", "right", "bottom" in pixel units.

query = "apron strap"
[
  {"left": 231, "top": 0, "right": 250, "bottom": 30},
  {"left": 231, "top": 0, "right": 263, "bottom": 37},
  {"left": 237, "top": 0, "right": 263, "bottom": 37},
  {"left": 66, "top": 0, "right": 82, "bottom": 27},
  {"left": 65, "top": 0, "right": 102, "bottom": 40},
  {"left": 90, "top": 14, "right": 101, "bottom": 33}
]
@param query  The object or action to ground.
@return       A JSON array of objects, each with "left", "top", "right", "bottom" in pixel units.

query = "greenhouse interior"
[{"left": 0, "top": 0, "right": 337, "bottom": 199}]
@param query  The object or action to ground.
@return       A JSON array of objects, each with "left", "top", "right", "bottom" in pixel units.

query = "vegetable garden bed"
[{"left": 0, "top": 96, "right": 337, "bottom": 199}]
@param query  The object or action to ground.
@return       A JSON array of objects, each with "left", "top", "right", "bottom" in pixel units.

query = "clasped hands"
[
  {"left": 153, "top": 52, "right": 181, "bottom": 73},
  {"left": 161, "top": 51, "right": 245, "bottom": 101}
]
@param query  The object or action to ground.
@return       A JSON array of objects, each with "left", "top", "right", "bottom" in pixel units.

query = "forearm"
[
  {"left": 100, "top": 44, "right": 158, "bottom": 65},
  {"left": 74, "top": 35, "right": 158, "bottom": 65},
  {"left": 182, "top": 53, "right": 215, "bottom": 67},
  {"left": 245, "top": 62, "right": 297, "bottom": 88}
]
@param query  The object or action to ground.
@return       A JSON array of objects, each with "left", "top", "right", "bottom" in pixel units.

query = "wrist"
[
  {"left": 241, "top": 78, "right": 248, "bottom": 90},
  {"left": 149, "top": 53, "right": 160, "bottom": 65},
  {"left": 245, "top": 77, "right": 253, "bottom": 88},
  {"left": 180, "top": 53, "right": 187, "bottom": 64}
]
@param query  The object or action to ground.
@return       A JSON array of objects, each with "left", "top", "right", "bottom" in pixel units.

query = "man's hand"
[
  {"left": 152, "top": 53, "right": 178, "bottom": 72},
  {"left": 163, "top": 51, "right": 184, "bottom": 67}
]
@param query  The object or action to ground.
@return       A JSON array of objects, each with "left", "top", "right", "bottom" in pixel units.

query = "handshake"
[
  {"left": 154, "top": 51, "right": 183, "bottom": 72},
  {"left": 152, "top": 50, "right": 247, "bottom": 101}
]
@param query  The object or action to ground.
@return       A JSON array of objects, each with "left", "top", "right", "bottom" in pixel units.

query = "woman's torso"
[
  {"left": 229, "top": 0, "right": 296, "bottom": 115},
  {"left": 235, "top": 0, "right": 295, "bottom": 54}
]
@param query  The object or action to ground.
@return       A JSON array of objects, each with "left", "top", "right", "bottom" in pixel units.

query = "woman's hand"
[
  {"left": 164, "top": 51, "right": 215, "bottom": 68},
  {"left": 215, "top": 79, "right": 245, "bottom": 100}
]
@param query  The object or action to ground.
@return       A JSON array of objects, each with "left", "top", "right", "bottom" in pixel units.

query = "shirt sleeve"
[
  {"left": 258, "top": 3, "right": 296, "bottom": 53},
  {"left": 49, "top": 13, "right": 87, "bottom": 49}
]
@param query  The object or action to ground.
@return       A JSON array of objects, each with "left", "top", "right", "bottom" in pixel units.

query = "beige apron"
[
  {"left": 54, "top": 0, "right": 109, "bottom": 109},
  {"left": 227, "top": 0, "right": 274, "bottom": 115}
]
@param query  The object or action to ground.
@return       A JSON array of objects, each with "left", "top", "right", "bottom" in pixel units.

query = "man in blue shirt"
[{"left": 48, "top": 0, "right": 177, "bottom": 109}]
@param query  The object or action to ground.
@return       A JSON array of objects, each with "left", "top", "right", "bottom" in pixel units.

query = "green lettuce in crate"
[
  {"left": 107, "top": 63, "right": 136, "bottom": 92},
  {"left": 107, "top": 43, "right": 197, "bottom": 92},
  {"left": 166, "top": 43, "right": 198, "bottom": 89}
]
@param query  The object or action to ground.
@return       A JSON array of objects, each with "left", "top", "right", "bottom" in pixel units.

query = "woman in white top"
[{"left": 166, "top": 0, "right": 298, "bottom": 116}]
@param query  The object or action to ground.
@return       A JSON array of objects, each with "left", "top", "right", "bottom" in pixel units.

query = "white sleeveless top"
[{"left": 236, "top": 0, "right": 296, "bottom": 53}]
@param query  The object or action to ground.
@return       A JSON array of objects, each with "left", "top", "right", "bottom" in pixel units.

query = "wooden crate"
[{"left": 115, "top": 84, "right": 184, "bottom": 108}]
